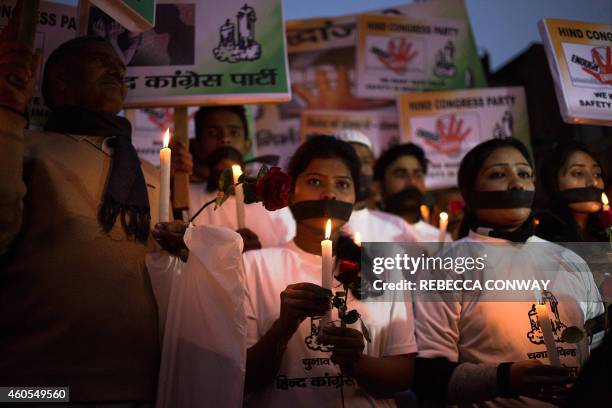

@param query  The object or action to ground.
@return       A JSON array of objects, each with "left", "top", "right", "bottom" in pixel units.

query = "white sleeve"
[
  {"left": 413, "top": 296, "right": 462, "bottom": 362},
  {"left": 382, "top": 287, "right": 418, "bottom": 356},
  {"left": 243, "top": 252, "right": 262, "bottom": 348},
  {"left": 562, "top": 249, "right": 605, "bottom": 349}
]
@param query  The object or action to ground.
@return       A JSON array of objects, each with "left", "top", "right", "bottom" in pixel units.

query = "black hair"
[
  {"left": 536, "top": 142, "right": 607, "bottom": 242},
  {"left": 373, "top": 143, "right": 429, "bottom": 181},
  {"left": 194, "top": 105, "right": 249, "bottom": 141},
  {"left": 539, "top": 142, "right": 607, "bottom": 199},
  {"left": 457, "top": 138, "right": 534, "bottom": 238},
  {"left": 41, "top": 36, "right": 110, "bottom": 109},
  {"left": 287, "top": 134, "right": 361, "bottom": 196}
]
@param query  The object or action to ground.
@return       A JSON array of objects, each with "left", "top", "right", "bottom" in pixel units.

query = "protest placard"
[
  {"left": 300, "top": 109, "right": 401, "bottom": 157},
  {"left": 0, "top": 0, "right": 77, "bottom": 127},
  {"left": 356, "top": 13, "right": 479, "bottom": 99},
  {"left": 88, "top": 0, "right": 290, "bottom": 107},
  {"left": 398, "top": 87, "right": 531, "bottom": 189},
  {"left": 539, "top": 19, "right": 612, "bottom": 125}
]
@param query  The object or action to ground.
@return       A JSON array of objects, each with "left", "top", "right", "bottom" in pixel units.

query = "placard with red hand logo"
[
  {"left": 539, "top": 19, "right": 612, "bottom": 126},
  {"left": 398, "top": 87, "right": 531, "bottom": 189}
]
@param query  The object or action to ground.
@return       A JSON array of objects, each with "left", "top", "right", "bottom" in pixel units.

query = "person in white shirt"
[
  {"left": 244, "top": 135, "right": 417, "bottom": 407},
  {"left": 334, "top": 130, "right": 419, "bottom": 244},
  {"left": 413, "top": 138, "right": 604, "bottom": 407},
  {"left": 188, "top": 145, "right": 290, "bottom": 250},
  {"left": 373, "top": 143, "right": 452, "bottom": 242},
  {"left": 172, "top": 106, "right": 289, "bottom": 250}
]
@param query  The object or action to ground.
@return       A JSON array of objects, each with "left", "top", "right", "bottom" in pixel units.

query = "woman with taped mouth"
[
  {"left": 535, "top": 142, "right": 608, "bottom": 243},
  {"left": 413, "top": 138, "right": 603, "bottom": 407},
  {"left": 243, "top": 135, "right": 417, "bottom": 407}
]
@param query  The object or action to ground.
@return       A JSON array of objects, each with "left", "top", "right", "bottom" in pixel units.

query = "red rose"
[
  {"left": 335, "top": 260, "right": 360, "bottom": 286},
  {"left": 255, "top": 167, "right": 292, "bottom": 211},
  {"left": 599, "top": 208, "right": 612, "bottom": 228},
  {"left": 449, "top": 199, "right": 465, "bottom": 215}
]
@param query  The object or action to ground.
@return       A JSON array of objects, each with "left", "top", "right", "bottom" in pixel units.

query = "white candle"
[
  {"left": 420, "top": 205, "right": 430, "bottom": 223},
  {"left": 536, "top": 302, "right": 561, "bottom": 366},
  {"left": 232, "top": 165, "right": 245, "bottom": 229},
  {"left": 159, "top": 129, "right": 171, "bottom": 223},
  {"left": 603, "top": 193, "right": 610, "bottom": 212},
  {"left": 438, "top": 212, "right": 448, "bottom": 242},
  {"left": 321, "top": 219, "right": 333, "bottom": 326}
]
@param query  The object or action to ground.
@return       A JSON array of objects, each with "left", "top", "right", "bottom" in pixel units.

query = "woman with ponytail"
[{"left": 243, "top": 135, "right": 416, "bottom": 407}]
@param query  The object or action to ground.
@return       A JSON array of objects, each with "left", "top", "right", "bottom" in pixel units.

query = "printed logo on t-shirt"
[
  {"left": 527, "top": 291, "right": 568, "bottom": 345},
  {"left": 305, "top": 317, "right": 333, "bottom": 352}
]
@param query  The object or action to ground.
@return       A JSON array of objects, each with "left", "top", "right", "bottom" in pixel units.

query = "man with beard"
[
  {"left": 334, "top": 130, "right": 418, "bottom": 243},
  {"left": 374, "top": 143, "right": 452, "bottom": 242},
  {"left": 0, "top": 28, "right": 159, "bottom": 405}
]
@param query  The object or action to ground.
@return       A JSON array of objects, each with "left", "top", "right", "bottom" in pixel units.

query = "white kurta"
[{"left": 243, "top": 241, "right": 417, "bottom": 407}]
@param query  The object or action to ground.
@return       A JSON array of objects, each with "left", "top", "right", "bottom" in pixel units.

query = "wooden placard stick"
[
  {"left": 172, "top": 106, "right": 190, "bottom": 211},
  {"left": 15, "top": 0, "right": 40, "bottom": 49}
]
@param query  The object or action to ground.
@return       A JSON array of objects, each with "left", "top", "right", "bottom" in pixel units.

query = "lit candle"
[
  {"left": 353, "top": 231, "right": 361, "bottom": 247},
  {"left": 232, "top": 165, "right": 245, "bottom": 229},
  {"left": 321, "top": 219, "right": 333, "bottom": 325},
  {"left": 420, "top": 205, "right": 430, "bottom": 223},
  {"left": 438, "top": 212, "right": 448, "bottom": 242},
  {"left": 159, "top": 129, "right": 171, "bottom": 223},
  {"left": 603, "top": 193, "right": 610, "bottom": 212},
  {"left": 536, "top": 302, "right": 561, "bottom": 366}
]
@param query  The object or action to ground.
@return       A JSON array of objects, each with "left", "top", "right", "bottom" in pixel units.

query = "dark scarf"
[
  {"left": 472, "top": 217, "right": 535, "bottom": 243},
  {"left": 45, "top": 106, "right": 150, "bottom": 242}
]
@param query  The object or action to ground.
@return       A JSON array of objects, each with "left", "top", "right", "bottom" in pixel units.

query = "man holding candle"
[
  {"left": 171, "top": 105, "right": 290, "bottom": 251},
  {"left": 0, "top": 27, "right": 159, "bottom": 405},
  {"left": 374, "top": 143, "right": 453, "bottom": 242}
]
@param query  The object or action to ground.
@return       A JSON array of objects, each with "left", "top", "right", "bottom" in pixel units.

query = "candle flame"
[
  {"left": 232, "top": 164, "right": 243, "bottom": 184},
  {"left": 354, "top": 232, "right": 361, "bottom": 247},
  {"left": 439, "top": 212, "right": 448, "bottom": 222},
  {"left": 602, "top": 192, "right": 609, "bottom": 206},
  {"left": 420, "top": 204, "right": 430, "bottom": 220},
  {"left": 325, "top": 219, "right": 331, "bottom": 239},
  {"left": 163, "top": 128, "right": 170, "bottom": 148}
]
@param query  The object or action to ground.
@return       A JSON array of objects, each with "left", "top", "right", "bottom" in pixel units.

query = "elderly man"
[{"left": 0, "top": 19, "right": 159, "bottom": 406}]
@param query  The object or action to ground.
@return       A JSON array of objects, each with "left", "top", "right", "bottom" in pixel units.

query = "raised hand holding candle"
[
  {"left": 536, "top": 302, "right": 561, "bottom": 366},
  {"left": 321, "top": 219, "right": 333, "bottom": 325},
  {"left": 438, "top": 212, "right": 448, "bottom": 242},
  {"left": 232, "top": 165, "right": 246, "bottom": 229},
  {"left": 159, "top": 129, "right": 171, "bottom": 223}
]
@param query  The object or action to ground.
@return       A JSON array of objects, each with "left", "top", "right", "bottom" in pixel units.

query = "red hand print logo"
[
  {"left": 374, "top": 38, "right": 418, "bottom": 75},
  {"left": 583, "top": 46, "right": 612, "bottom": 85},
  {"left": 425, "top": 114, "right": 472, "bottom": 155}
]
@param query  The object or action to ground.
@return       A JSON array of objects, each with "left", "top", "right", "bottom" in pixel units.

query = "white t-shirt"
[
  {"left": 189, "top": 184, "right": 291, "bottom": 248},
  {"left": 266, "top": 207, "right": 420, "bottom": 244},
  {"left": 347, "top": 209, "right": 419, "bottom": 243},
  {"left": 243, "top": 240, "right": 417, "bottom": 407},
  {"left": 414, "top": 231, "right": 603, "bottom": 408},
  {"left": 412, "top": 220, "right": 452, "bottom": 242}
]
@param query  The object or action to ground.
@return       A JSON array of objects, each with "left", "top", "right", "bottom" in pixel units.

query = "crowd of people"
[{"left": 0, "top": 12, "right": 610, "bottom": 408}]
